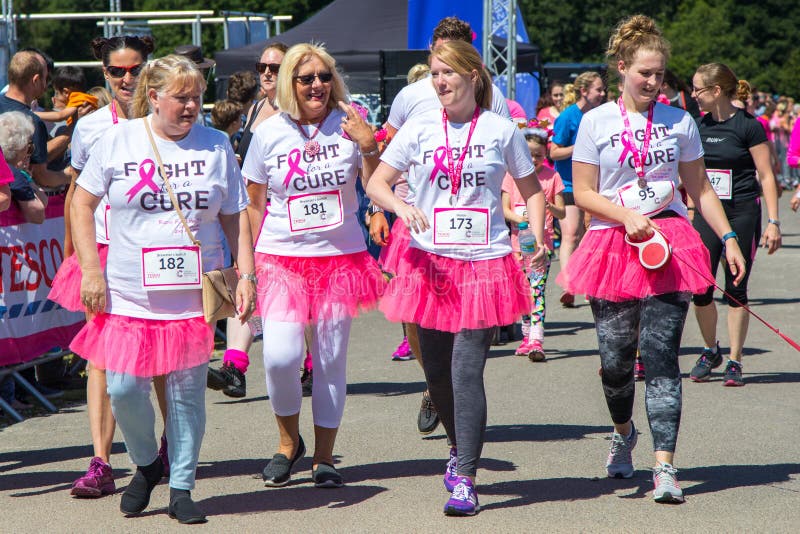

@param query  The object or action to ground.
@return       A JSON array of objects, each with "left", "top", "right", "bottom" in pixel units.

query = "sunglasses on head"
[
  {"left": 106, "top": 64, "right": 144, "bottom": 78},
  {"left": 294, "top": 72, "right": 333, "bottom": 86},
  {"left": 256, "top": 62, "right": 281, "bottom": 75}
]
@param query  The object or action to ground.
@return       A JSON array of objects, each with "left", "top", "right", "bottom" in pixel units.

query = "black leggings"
[
  {"left": 590, "top": 292, "right": 690, "bottom": 453},
  {"left": 416, "top": 326, "right": 494, "bottom": 478},
  {"left": 692, "top": 197, "right": 760, "bottom": 307}
]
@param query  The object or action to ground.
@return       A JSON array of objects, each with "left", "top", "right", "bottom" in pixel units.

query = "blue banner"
[{"left": 407, "top": 0, "right": 484, "bottom": 53}]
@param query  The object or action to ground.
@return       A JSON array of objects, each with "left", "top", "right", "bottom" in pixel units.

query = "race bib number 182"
[{"left": 141, "top": 245, "right": 202, "bottom": 291}]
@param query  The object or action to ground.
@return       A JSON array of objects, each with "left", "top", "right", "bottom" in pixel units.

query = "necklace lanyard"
[
  {"left": 618, "top": 98, "right": 654, "bottom": 187},
  {"left": 292, "top": 109, "right": 330, "bottom": 157},
  {"left": 111, "top": 100, "right": 119, "bottom": 125},
  {"left": 442, "top": 106, "right": 480, "bottom": 203}
]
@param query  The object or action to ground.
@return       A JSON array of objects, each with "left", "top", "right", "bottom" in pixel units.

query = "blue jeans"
[{"left": 106, "top": 363, "right": 207, "bottom": 490}]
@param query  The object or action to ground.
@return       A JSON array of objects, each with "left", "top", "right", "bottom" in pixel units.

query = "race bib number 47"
[
  {"left": 141, "top": 246, "right": 202, "bottom": 291},
  {"left": 706, "top": 169, "right": 732, "bottom": 199},
  {"left": 433, "top": 207, "right": 490, "bottom": 247},
  {"left": 287, "top": 190, "right": 344, "bottom": 234}
]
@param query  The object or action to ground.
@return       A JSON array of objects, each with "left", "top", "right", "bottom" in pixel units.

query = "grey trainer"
[
  {"left": 606, "top": 422, "right": 638, "bottom": 479},
  {"left": 652, "top": 463, "right": 685, "bottom": 503}
]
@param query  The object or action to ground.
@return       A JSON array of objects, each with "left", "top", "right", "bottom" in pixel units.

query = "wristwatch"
[
  {"left": 239, "top": 273, "right": 257, "bottom": 283},
  {"left": 767, "top": 218, "right": 780, "bottom": 227}
]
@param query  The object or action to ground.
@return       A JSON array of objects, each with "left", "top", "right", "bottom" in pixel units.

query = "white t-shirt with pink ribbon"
[
  {"left": 71, "top": 104, "right": 121, "bottom": 244},
  {"left": 381, "top": 108, "right": 535, "bottom": 261},
  {"left": 77, "top": 118, "right": 248, "bottom": 320},
  {"left": 241, "top": 109, "right": 366, "bottom": 257},
  {"left": 573, "top": 101, "right": 703, "bottom": 231}
]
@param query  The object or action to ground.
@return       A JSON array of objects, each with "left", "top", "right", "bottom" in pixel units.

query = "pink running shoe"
[
  {"left": 634, "top": 357, "right": 645, "bottom": 381},
  {"left": 391, "top": 337, "right": 414, "bottom": 361},
  {"left": 528, "top": 340, "right": 546, "bottom": 362},
  {"left": 71, "top": 457, "right": 115, "bottom": 497},
  {"left": 159, "top": 435, "right": 170, "bottom": 478},
  {"left": 514, "top": 338, "right": 532, "bottom": 356}
]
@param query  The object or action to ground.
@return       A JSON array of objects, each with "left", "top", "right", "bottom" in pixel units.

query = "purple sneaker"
[
  {"left": 159, "top": 435, "right": 170, "bottom": 478},
  {"left": 71, "top": 457, "right": 115, "bottom": 498},
  {"left": 443, "top": 447, "right": 459, "bottom": 492},
  {"left": 444, "top": 477, "right": 479, "bottom": 516}
]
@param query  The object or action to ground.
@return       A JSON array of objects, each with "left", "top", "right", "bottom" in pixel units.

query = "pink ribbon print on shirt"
[
  {"left": 428, "top": 146, "right": 449, "bottom": 183},
  {"left": 125, "top": 159, "right": 160, "bottom": 203},
  {"left": 283, "top": 148, "right": 307, "bottom": 188},
  {"left": 617, "top": 131, "right": 635, "bottom": 168}
]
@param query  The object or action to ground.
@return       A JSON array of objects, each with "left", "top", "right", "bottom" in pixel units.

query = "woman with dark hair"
[
  {"left": 536, "top": 81, "right": 565, "bottom": 126},
  {"left": 367, "top": 40, "right": 546, "bottom": 516},
  {"left": 48, "top": 35, "right": 171, "bottom": 501},
  {"left": 688, "top": 63, "right": 781, "bottom": 386}
]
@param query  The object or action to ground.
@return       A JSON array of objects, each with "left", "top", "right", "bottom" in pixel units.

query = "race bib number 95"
[{"left": 433, "top": 207, "right": 489, "bottom": 247}]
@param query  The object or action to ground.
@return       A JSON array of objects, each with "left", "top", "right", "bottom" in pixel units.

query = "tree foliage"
[
  {"left": 11, "top": 1, "right": 800, "bottom": 96},
  {"left": 519, "top": 0, "right": 799, "bottom": 95}
]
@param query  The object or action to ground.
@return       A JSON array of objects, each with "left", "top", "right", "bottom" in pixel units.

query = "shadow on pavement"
[
  {"left": 346, "top": 381, "right": 427, "bottom": 396},
  {"left": 480, "top": 462, "right": 800, "bottom": 510},
  {"left": 546, "top": 321, "right": 596, "bottom": 337},
  {"left": 484, "top": 424, "right": 610, "bottom": 443},
  {"left": 338, "top": 457, "right": 516, "bottom": 484},
  {"left": 199, "top": 484, "right": 388, "bottom": 515},
  {"left": 0, "top": 442, "right": 126, "bottom": 474}
]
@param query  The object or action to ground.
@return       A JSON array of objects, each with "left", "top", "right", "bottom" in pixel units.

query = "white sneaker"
[{"left": 606, "top": 422, "right": 637, "bottom": 478}]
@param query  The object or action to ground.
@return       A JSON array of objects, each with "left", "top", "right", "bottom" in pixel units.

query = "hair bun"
[{"left": 90, "top": 37, "right": 108, "bottom": 60}]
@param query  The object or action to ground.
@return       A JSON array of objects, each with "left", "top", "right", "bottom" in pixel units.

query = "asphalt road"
[{"left": 2, "top": 194, "right": 799, "bottom": 533}]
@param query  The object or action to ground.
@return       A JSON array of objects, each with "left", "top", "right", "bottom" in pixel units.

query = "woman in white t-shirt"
[
  {"left": 47, "top": 35, "right": 173, "bottom": 500},
  {"left": 69, "top": 55, "right": 255, "bottom": 524},
  {"left": 242, "top": 43, "right": 384, "bottom": 489},
  {"left": 367, "top": 40, "right": 547, "bottom": 517},
  {"left": 557, "top": 15, "right": 745, "bottom": 504}
]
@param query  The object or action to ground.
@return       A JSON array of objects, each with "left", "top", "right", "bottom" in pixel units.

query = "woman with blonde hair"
[
  {"left": 549, "top": 70, "right": 605, "bottom": 307},
  {"left": 368, "top": 40, "right": 546, "bottom": 516},
  {"left": 242, "top": 43, "right": 384, "bottom": 489},
  {"left": 70, "top": 54, "right": 255, "bottom": 523}
]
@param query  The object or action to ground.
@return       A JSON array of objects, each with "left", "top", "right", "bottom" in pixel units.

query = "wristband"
[
  {"left": 362, "top": 146, "right": 380, "bottom": 158},
  {"left": 239, "top": 273, "right": 257, "bottom": 283},
  {"left": 767, "top": 218, "right": 780, "bottom": 227},
  {"left": 369, "top": 204, "right": 383, "bottom": 214},
  {"left": 721, "top": 231, "right": 738, "bottom": 244}
]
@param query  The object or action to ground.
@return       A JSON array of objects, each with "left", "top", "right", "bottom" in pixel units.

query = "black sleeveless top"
[{"left": 235, "top": 98, "right": 269, "bottom": 164}]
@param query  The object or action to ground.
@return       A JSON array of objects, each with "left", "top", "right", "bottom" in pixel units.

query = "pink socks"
[{"left": 223, "top": 349, "right": 250, "bottom": 373}]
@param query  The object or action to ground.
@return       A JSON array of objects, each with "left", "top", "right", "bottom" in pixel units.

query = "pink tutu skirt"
[
  {"left": 69, "top": 314, "right": 213, "bottom": 377},
  {"left": 557, "top": 215, "right": 713, "bottom": 302},
  {"left": 378, "top": 218, "right": 411, "bottom": 275},
  {"left": 255, "top": 251, "right": 386, "bottom": 323},
  {"left": 48, "top": 244, "right": 109, "bottom": 312},
  {"left": 379, "top": 248, "right": 530, "bottom": 333}
]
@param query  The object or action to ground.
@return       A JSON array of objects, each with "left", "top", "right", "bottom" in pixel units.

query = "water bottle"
[{"left": 518, "top": 222, "right": 537, "bottom": 273}]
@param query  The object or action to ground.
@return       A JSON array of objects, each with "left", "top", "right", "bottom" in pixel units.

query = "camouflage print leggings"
[{"left": 590, "top": 292, "right": 691, "bottom": 453}]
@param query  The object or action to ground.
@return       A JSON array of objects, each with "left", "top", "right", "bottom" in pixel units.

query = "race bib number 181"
[{"left": 287, "top": 190, "right": 344, "bottom": 234}]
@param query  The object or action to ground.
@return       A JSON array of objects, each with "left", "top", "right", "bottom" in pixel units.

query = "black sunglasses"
[
  {"left": 294, "top": 72, "right": 333, "bottom": 86},
  {"left": 106, "top": 64, "right": 144, "bottom": 78},
  {"left": 256, "top": 62, "right": 280, "bottom": 75}
]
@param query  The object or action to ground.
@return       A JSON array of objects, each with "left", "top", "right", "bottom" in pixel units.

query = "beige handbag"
[{"left": 144, "top": 118, "right": 238, "bottom": 324}]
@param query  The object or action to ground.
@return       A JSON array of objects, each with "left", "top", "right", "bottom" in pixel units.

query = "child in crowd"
[{"left": 502, "top": 130, "right": 565, "bottom": 361}]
